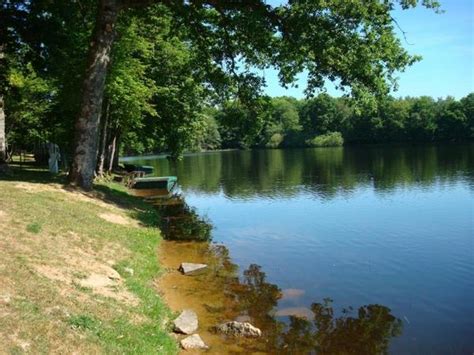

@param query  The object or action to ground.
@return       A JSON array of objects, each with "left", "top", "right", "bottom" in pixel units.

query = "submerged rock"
[
  {"left": 180, "top": 334, "right": 209, "bottom": 350},
  {"left": 215, "top": 321, "right": 262, "bottom": 337},
  {"left": 173, "top": 309, "right": 198, "bottom": 334},
  {"left": 275, "top": 306, "right": 314, "bottom": 319},
  {"left": 281, "top": 288, "right": 305, "bottom": 299},
  {"left": 179, "top": 262, "right": 207, "bottom": 275}
]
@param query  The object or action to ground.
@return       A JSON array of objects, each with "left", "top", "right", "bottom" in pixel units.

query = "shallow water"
[{"left": 128, "top": 144, "right": 474, "bottom": 354}]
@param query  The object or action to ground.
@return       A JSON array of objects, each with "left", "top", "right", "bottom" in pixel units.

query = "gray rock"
[
  {"left": 180, "top": 334, "right": 208, "bottom": 350},
  {"left": 179, "top": 263, "right": 207, "bottom": 275},
  {"left": 215, "top": 321, "right": 262, "bottom": 337},
  {"left": 173, "top": 309, "right": 198, "bottom": 334}
]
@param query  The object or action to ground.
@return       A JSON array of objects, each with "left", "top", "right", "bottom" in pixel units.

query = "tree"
[
  {"left": 436, "top": 97, "right": 467, "bottom": 140},
  {"left": 66, "top": 0, "right": 441, "bottom": 189},
  {"left": 0, "top": 90, "right": 4, "bottom": 162},
  {"left": 217, "top": 98, "right": 270, "bottom": 149},
  {"left": 68, "top": 0, "right": 121, "bottom": 188},
  {"left": 300, "top": 93, "right": 341, "bottom": 137},
  {"left": 261, "top": 97, "right": 301, "bottom": 148},
  {"left": 0, "top": 0, "right": 97, "bottom": 163},
  {"left": 406, "top": 96, "right": 437, "bottom": 141},
  {"left": 0, "top": 43, "right": 4, "bottom": 162},
  {"left": 460, "top": 93, "right": 474, "bottom": 138}
]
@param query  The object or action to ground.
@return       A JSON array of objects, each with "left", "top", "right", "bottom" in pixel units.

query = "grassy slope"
[{"left": 0, "top": 167, "right": 177, "bottom": 354}]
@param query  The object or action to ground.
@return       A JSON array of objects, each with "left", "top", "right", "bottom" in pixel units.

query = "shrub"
[
  {"left": 266, "top": 133, "right": 284, "bottom": 148},
  {"left": 306, "top": 132, "right": 344, "bottom": 147}
]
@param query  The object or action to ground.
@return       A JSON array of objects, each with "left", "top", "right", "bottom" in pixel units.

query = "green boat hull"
[{"left": 132, "top": 176, "right": 177, "bottom": 191}]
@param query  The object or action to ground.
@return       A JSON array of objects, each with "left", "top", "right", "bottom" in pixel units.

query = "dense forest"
[
  {"left": 196, "top": 93, "right": 474, "bottom": 152},
  {"left": 2, "top": 0, "right": 469, "bottom": 189}
]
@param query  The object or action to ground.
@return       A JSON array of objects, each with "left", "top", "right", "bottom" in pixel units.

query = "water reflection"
[
  {"left": 229, "top": 263, "right": 403, "bottom": 354},
  {"left": 156, "top": 221, "right": 403, "bottom": 353},
  {"left": 128, "top": 144, "right": 474, "bottom": 200},
  {"left": 141, "top": 144, "right": 473, "bottom": 353},
  {"left": 151, "top": 196, "right": 212, "bottom": 241},
  {"left": 177, "top": 241, "right": 404, "bottom": 353}
]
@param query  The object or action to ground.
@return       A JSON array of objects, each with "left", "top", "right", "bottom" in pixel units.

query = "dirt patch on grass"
[
  {"left": 99, "top": 212, "right": 132, "bottom": 226},
  {"left": 33, "top": 247, "right": 138, "bottom": 307}
]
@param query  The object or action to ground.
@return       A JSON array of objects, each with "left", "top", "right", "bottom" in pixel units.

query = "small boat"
[
  {"left": 123, "top": 163, "right": 154, "bottom": 175},
  {"left": 131, "top": 176, "right": 178, "bottom": 191}
]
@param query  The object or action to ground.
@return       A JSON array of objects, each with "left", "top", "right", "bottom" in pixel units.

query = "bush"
[
  {"left": 306, "top": 132, "right": 344, "bottom": 147},
  {"left": 266, "top": 133, "right": 284, "bottom": 148}
]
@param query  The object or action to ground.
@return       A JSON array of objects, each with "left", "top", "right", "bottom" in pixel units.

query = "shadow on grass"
[
  {"left": 1, "top": 165, "right": 160, "bottom": 229},
  {"left": 94, "top": 184, "right": 161, "bottom": 229},
  {"left": 1, "top": 164, "right": 67, "bottom": 184}
]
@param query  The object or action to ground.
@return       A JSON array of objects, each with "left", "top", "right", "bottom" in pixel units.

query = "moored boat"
[{"left": 131, "top": 176, "right": 178, "bottom": 191}]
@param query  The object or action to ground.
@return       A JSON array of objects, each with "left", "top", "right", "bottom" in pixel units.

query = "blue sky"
[{"left": 262, "top": 0, "right": 474, "bottom": 99}]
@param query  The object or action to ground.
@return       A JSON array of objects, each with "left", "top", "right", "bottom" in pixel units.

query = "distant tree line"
[{"left": 186, "top": 93, "right": 474, "bottom": 152}]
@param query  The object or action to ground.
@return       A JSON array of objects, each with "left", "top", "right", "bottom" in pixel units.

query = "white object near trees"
[{"left": 48, "top": 142, "right": 61, "bottom": 174}]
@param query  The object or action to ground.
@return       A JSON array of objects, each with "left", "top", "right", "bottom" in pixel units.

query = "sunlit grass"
[{"left": 0, "top": 167, "right": 177, "bottom": 354}]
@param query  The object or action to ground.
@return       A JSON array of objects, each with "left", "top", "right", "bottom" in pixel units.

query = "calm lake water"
[{"left": 128, "top": 144, "right": 473, "bottom": 354}]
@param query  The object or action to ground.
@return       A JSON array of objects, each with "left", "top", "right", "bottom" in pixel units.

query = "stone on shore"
[
  {"left": 180, "top": 334, "right": 209, "bottom": 350},
  {"left": 179, "top": 263, "right": 207, "bottom": 275},
  {"left": 215, "top": 321, "right": 262, "bottom": 337},
  {"left": 173, "top": 309, "right": 198, "bottom": 334}
]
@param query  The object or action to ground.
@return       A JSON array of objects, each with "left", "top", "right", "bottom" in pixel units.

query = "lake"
[{"left": 127, "top": 144, "right": 473, "bottom": 354}]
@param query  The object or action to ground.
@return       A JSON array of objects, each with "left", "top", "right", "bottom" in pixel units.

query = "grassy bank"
[{"left": 0, "top": 166, "right": 177, "bottom": 354}]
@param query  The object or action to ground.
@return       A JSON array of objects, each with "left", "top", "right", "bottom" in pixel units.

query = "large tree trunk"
[
  {"left": 68, "top": 0, "right": 121, "bottom": 190},
  {"left": 0, "top": 43, "right": 6, "bottom": 163},
  {"left": 0, "top": 94, "right": 5, "bottom": 163}
]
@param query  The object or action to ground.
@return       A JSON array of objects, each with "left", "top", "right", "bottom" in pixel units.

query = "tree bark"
[
  {"left": 96, "top": 98, "right": 110, "bottom": 176},
  {"left": 0, "top": 42, "right": 6, "bottom": 163},
  {"left": 105, "top": 129, "right": 120, "bottom": 172},
  {"left": 0, "top": 94, "right": 5, "bottom": 163},
  {"left": 112, "top": 134, "right": 120, "bottom": 169},
  {"left": 68, "top": 0, "right": 121, "bottom": 190}
]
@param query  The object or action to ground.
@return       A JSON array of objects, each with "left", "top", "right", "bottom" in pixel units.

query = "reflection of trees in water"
[
  {"left": 228, "top": 264, "right": 284, "bottom": 345},
  {"left": 227, "top": 263, "right": 403, "bottom": 354},
  {"left": 130, "top": 144, "right": 474, "bottom": 199},
  {"left": 154, "top": 199, "right": 212, "bottom": 241},
  {"left": 306, "top": 299, "right": 402, "bottom": 354}
]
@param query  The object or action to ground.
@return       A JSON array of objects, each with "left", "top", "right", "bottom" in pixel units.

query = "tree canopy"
[{"left": 2, "top": 0, "right": 464, "bottom": 189}]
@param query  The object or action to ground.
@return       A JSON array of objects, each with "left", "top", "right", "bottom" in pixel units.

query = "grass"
[
  {"left": 26, "top": 222, "right": 42, "bottom": 234},
  {"left": 0, "top": 164, "right": 178, "bottom": 354}
]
